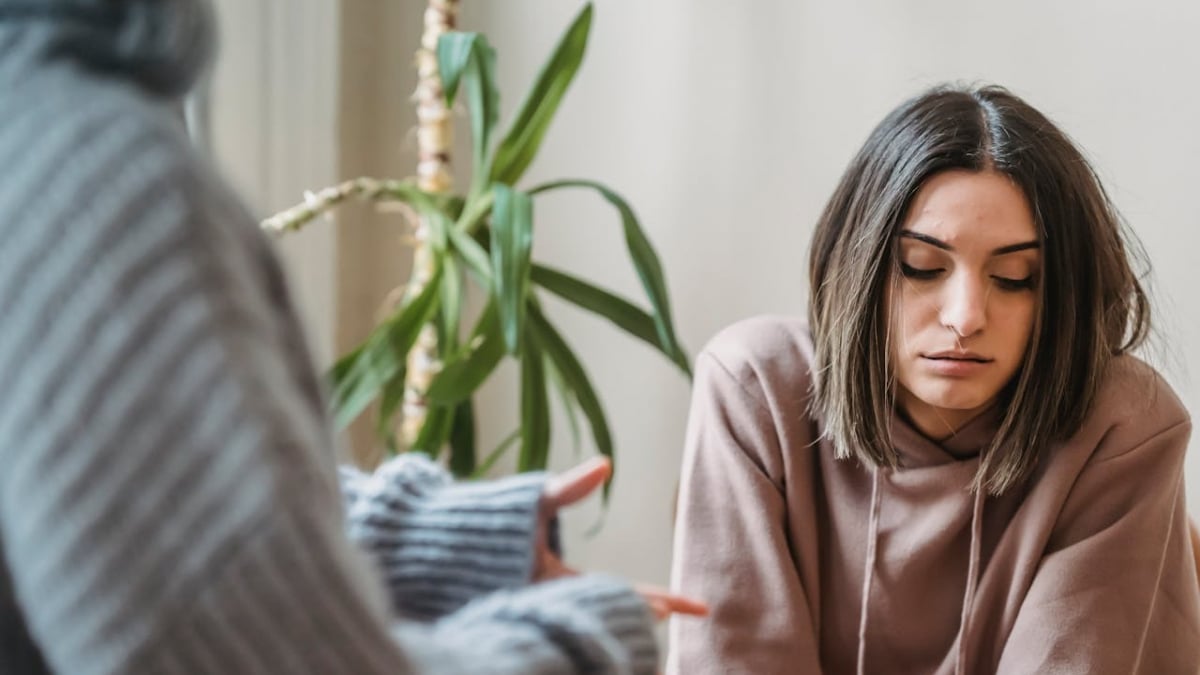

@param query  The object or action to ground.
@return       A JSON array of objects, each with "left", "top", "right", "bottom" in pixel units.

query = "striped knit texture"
[
  {"left": 406, "top": 576, "right": 662, "bottom": 675},
  {"left": 340, "top": 457, "right": 550, "bottom": 622},
  {"left": 0, "top": 7, "right": 658, "bottom": 674}
]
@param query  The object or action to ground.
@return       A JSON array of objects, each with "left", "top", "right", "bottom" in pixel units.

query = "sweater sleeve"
[
  {"left": 400, "top": 575, "right": 659, "bottom": 674},
  {"left": 996, "top": 406, "right": 1200, "bottom": 674},
  {"left": 338, "top": 455, "right": 550, "bottom": 621},
  {"left": 0, "top": 120, "right": 656, "bottom": 674},
  {"left": 666, "top": 350, "right": 822, "bottom": 674}
]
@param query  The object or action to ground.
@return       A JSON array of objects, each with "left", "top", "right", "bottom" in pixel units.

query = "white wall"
[
  {"left": 464, "top": 0, "right": 1200, "bottom": 596},
  {"left": 208, "top": 0, "right": 339, "bottom": 367}
]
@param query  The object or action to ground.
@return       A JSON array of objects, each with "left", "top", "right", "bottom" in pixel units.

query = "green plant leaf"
[
  {"left": 437, "top": 33, "right": 500, "bottom": 198},
  {"left": 331, "top": 262, "right": 443, "bottom": 429},
  {"left": 378, "top": 180, "right": 449, "bottom": 217},
  {"left": 436, "top": 33, "right": 473, "bottom": 109},
  {"left": 423, "top": 209, "right": 452, "bottom": 255},
  {"left": 448, "top": 225, "right": 492, "bottom": 287},
  {"left": 543, "top": 350, "right": 582, "bottom": 457},
  {"left": 455, "top": 189, "right": 495, "bottom": 236},
  {"left": 526, "top": 302, "right": 614, "bottom": 498},
  {"left": 489, "top": 3, "right": 592, "bottom": 185},
  {"left": 530, "top": 179, "right": 686, "bottom": 376},
  {"left": 330, "top": 342, "right": 364, "bottom": 390},
  {"left": 448, "top": 398, "right": 477, "bottom": 477},
  {"left": 438, "top": 255, "right": 462, "bottom": 351},
  {"left": 518, "top": 333, "right": 551, "bottom": 471},
  {"left": 411, "top": 403, "right": 456, "bottom": 459},
  {"left": 374, "top": 180, "right": 454, "bottom": 253},
  {"left": 430, "top": 193, "right": 466, "bottom": 221},
  {"left": 374, "top": 372, "right": 408, "bottom": 454},
  {"left": 426, "top": 301, "right": 506, "bottom": 404},
  {"left": 491, "top": 184, "right": 534, "bottom": 355},
  {"left": 471, "top": 429, "right": 521, "bottom": 479},
  {"left": 531, "top": 263, "right": 691, "bottom": 377}
]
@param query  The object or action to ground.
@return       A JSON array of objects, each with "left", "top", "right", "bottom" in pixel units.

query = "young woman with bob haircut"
[{"left": 668, "top": 84, "right": 1200, "bottom": 674}]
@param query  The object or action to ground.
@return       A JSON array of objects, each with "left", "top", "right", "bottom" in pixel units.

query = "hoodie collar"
[{"left": 888, "top": 404, "right": 1002, "bottom": 468}]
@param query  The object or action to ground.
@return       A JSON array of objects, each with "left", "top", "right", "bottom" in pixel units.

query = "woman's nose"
[{"left": 938, "top": 273, "right": 987, "bottom": 338}]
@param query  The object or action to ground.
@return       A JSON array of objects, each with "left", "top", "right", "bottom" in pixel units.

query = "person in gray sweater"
[{"left": 0, "top": 0, "right": 699, "bottom": 672}]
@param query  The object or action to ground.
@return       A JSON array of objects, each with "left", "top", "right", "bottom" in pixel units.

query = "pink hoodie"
[{"left": 668, "top": 315, "right": 1199, "bottom": 674}]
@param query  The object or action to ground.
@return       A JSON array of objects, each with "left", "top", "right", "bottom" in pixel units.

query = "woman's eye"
[
  {"left": 992, "top": 275, "right": 1036, "bottom": 291},
  {"left": 899, "top": 262, "right": 942, "bottom": 280}
]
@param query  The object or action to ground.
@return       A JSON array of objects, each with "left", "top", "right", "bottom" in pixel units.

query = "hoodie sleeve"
[
  {"left": 666, "top": 350, "right": 823, "bottom": 674},
  {"left": 996, "top": 403, "right": 1200, "bottom": 674}
]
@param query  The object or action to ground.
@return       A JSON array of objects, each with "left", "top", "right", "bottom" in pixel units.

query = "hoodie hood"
[
  {"left": 0, "top": 0, "right": 214, "bottom": 98},
  {"left": 889, "top": 403, "right": 1002, "bottom": 467}
]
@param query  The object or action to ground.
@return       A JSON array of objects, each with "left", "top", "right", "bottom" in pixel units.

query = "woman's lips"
[{"left": 920, "top": 354, "right": 991, "bottom": 376}]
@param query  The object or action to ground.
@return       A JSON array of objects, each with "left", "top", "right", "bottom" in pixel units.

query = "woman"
[{"left": 667, "top": 84, "right": 1200, "bottom": 674}]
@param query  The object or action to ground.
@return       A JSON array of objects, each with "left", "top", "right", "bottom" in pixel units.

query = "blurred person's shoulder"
[
  {"left": 3, "top": 61, "right": 239, "bottom": 229},
  {"left": 3, "top": 59, "right": 193, "bottom": 162}
]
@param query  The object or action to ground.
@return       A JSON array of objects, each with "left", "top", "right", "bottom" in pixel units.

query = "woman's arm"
[
  {"left": 997, "top": 405, "right": 1200, "bottom": 674},
  {"left": 667, "top": 350, "right": 822, "bottom": 674}
]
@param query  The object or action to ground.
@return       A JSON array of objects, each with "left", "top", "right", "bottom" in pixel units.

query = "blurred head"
[
  {"left": 0, "top": 0, "right": 215, "bottom": 98},
  {"left": 808, "top": 84, "right": 1149, "bottom": 494}
]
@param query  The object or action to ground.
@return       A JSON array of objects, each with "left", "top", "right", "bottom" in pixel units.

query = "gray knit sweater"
[{"left": 0, "top": 1, "right": 657, "bottom": 673}]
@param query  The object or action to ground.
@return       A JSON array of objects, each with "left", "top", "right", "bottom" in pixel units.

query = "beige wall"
[
  {"left": 209, "top": 0, "right": 1200, "bottom": 621},
  {"left": 209, "top": 0, "right": 425, "bottom": 462},
  {"left": 208, "top": 0, "right": 339, "bottom": 367}
]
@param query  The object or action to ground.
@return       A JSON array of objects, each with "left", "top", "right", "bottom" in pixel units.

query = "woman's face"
[{"left": 886, "top": 170, "right": 1040, "bottom": 439}]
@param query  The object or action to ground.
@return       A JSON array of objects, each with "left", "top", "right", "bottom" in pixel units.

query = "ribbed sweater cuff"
[
  {"left": 341, "top": 455, "right": 548, "bottom": 621},
  {"left": 436, "top": 574, "right": 659, "bottom": 675}
]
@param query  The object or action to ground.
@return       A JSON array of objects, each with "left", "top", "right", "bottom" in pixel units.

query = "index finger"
[
  {"left": 635, "top": 585, "right": 709, "bottom": 620},
  {"left": 543, "top": 456, "right": 612, "bottom": 510}
]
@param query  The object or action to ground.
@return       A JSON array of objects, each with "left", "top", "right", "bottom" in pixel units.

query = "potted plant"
[{"left": 263, "top": 1, "right": 688, "bottom": 489}]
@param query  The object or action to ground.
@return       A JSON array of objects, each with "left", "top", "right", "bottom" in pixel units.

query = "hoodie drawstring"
[
  {"left": 856, "top": 467, "right": 986, "bottom": 675},
  {"left": 955, "top": 483, "right": 986, "bottom": 675},
  {"left": 856, "top": 466, "right": 883, "bottom": 675}
]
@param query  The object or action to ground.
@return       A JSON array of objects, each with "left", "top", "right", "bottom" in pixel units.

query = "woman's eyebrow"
[
  {"left": 992, "top": 240, "right": 1040, "bottom": 255},
  {"left": 899, "top": 230, "right": 1040, "bottom": 256}
]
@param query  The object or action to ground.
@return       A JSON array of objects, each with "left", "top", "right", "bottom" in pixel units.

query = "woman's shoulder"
[
  {"left": 697, "top": 314, "right": 817, "bottom": 400},
  {"left": 1081, "top": 354, "right": 1191, "bottom": 459}
]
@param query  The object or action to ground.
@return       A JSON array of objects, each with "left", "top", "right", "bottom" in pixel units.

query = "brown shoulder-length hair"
[{"left": 808, "top": 84, "right": 1149, "bottom": 495}]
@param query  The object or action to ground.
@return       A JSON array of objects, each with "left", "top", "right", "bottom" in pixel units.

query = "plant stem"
[
  {"left": 261, "top": 177, "right": 395, "bottom": 234},
  {"left": 402, "top": 0, "right": 459, "bottom": 448}
]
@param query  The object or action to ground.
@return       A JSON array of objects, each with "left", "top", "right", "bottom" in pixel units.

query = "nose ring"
[{"left": 950, "top": 325, "right": 965, "bottom": 350}]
